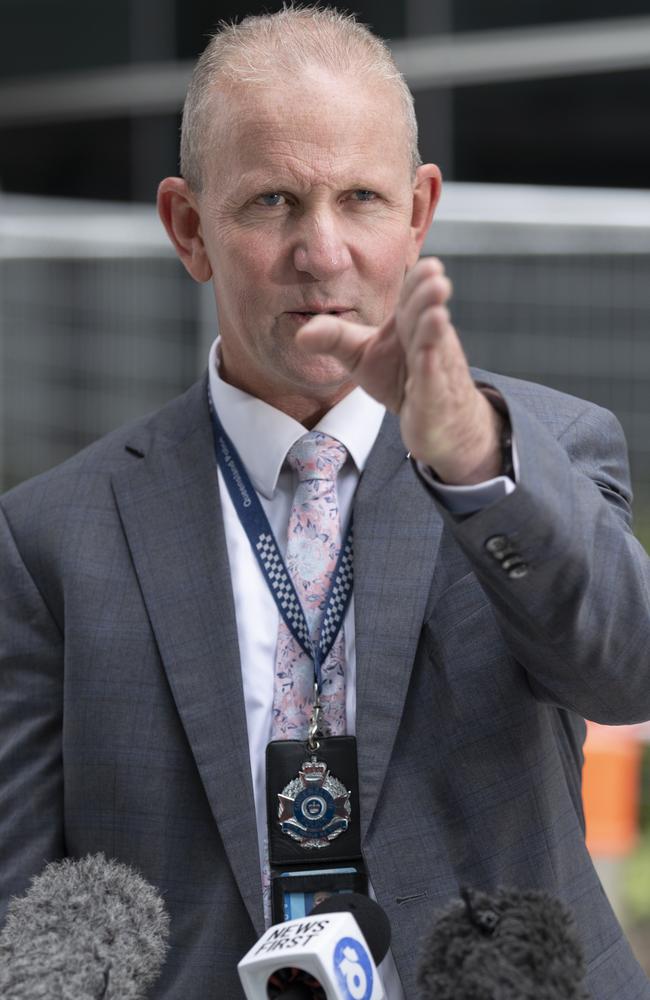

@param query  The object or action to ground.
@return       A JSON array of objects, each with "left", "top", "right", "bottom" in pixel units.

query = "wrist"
[
  {"left": 427, "top": 390, "right": 509, "bottom": 486},
  {"left": 478, "top": 385, "right": 514, "bottom": 479}
]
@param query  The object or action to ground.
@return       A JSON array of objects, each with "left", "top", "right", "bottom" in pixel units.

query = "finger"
[
  {"left": 295, "top": 314, "right": 378, "bottom": 373},
  {"left": 408, "top": 303, "right": 455, "bottom": 357},
  {"left": 397, "top": 273, "right": 453, "bottom": 349},
  {"left": 406, "top": 336, "right": 475, "bottom": 428},
  {"left": 399, "top": 256, "right": 447, "bottom": 311},
  {"left": 406, "top": 304, "right": 469, "bottom": 387}
]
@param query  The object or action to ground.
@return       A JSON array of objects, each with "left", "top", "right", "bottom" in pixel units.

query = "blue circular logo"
[
  {"left": 332, "top": 936, "right": 373, "bottom": 1000},
  {"left": 304, "top": 794, "right": 327, "bottom": 819},
  {"left": 294, "top": 787, "right": 335, "bottom": 830}
]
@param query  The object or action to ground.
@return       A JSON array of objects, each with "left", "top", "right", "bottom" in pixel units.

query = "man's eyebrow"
[
  {"left": 232, "top": 170, "right": 305, "bottom": 196},
  {"left": 232, "top": 170, "right": 393, "bottom": 199}
]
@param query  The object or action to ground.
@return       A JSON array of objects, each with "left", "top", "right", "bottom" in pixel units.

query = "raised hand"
[{"left": 296, "top": 257, "right": 504, "bottom": 485}]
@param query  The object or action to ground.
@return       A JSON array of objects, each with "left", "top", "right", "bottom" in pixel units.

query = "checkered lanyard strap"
[{"left": 208, "top": 398, "right": 353, "bottom": 737}]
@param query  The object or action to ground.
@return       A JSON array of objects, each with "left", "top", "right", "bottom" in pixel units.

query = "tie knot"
[{"left": 287, "top": 432, "right": 348, "bottom": 482}]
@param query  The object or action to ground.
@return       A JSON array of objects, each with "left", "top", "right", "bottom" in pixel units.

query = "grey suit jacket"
[{"left": 1, "top": 370, "right": 649, "bottom": 998}]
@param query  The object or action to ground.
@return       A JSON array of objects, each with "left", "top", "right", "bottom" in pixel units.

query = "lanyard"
[{"left": 208, "top": 390, "right": 353, "bottom": 694}]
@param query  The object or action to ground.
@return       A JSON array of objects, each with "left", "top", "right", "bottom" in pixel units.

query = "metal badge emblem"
[{"left": 278, "top": 757, "right": 351, "bottom": 849}]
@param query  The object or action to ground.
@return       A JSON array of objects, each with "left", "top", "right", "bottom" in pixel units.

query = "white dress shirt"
[{"left": 207, "top": 338, "right": 515, "bottom": 997}]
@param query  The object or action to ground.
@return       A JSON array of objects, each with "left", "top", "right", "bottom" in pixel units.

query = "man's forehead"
[
  {"left": 211, "top": 63, "right": 384, "bottom": 110},
  {"left": 207, "top": 68, "right": 404, "bottom": 146},
  {"left": 205, "top": 73, "right": 409, "bottom": 186},
  {"left": 217, "top": 129, "right": 407, "bottom": 201}
]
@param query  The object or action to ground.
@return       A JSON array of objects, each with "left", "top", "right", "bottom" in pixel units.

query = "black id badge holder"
[{"left": 266, "top": 736, "right": 368, "bottom": 924}]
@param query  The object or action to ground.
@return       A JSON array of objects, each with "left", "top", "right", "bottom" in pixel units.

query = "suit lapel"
[
  {"left": 112, "top": 381, "right": 264, "bottom": 935},
  {"left": 353, "top": 414, "right": 443, "bottom": 838}
]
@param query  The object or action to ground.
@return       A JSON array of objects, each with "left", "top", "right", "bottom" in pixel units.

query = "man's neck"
[
  {"left": 270, "top": 391, "right": 354, "bottom": 429},
  {"left": 217, "top": 362, "right": 356, "bottom": 429}
]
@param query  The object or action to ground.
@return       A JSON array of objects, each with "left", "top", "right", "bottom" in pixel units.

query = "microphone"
[
  {"left": 238, "top": 892, "right": 391, "bottom": 999},
  {"left": 0, "top": 852, "right": 170, "bottom": 1000},
  {"left": 416, "top": 885, "right": 589, "bottom": 1000}
]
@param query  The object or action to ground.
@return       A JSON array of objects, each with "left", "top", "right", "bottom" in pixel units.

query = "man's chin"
[
  {"left": 220, "top": 328, "right": 358, "bottom": 413},
  {"left": 258, "top": 357, "right": 357, "bottom": 423},
  {"left": 279, "top": 358, "right": 355, "bottom": 397}
]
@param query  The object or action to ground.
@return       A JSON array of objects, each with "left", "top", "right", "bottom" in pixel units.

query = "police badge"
[
  {"left": 267, "top": 736, "right": 366, "bottom": 923},
  {"left": 278, "top": 756, "right": 351, "bottom": 848}
]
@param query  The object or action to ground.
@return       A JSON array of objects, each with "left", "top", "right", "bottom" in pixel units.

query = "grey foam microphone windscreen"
[{"left": 0, "top": 853, "right": 170, "bottom": 1000}]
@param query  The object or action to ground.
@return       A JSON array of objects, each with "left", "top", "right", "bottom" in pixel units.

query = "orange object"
[{"left": 582, "top": 721, "right": 642, "bottom": 857}]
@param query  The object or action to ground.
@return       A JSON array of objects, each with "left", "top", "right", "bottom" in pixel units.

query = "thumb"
[{"left": 295, "top": 314, "right": 378, "bottom": 373}]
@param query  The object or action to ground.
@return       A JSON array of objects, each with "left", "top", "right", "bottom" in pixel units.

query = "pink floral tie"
[{"left": 271, "top": 432, "right": 348, "bottom": 740}]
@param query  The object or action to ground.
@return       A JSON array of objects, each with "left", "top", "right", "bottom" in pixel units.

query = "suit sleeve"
[
  {"left": 422, "top": 392, "right": 650, "bottom": 724},
  {"left": 0, "top": 503, "right": 65, "bottom": 922}
]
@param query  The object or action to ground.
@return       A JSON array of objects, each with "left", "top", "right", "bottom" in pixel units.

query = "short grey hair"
[{"left": 180, "top": 4, "right": 421, "bottom": 192}]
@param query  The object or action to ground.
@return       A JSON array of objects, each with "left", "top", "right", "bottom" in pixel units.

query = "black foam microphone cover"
[{"left": 417, "top": 885, "right": 590, "bottom": 1000}]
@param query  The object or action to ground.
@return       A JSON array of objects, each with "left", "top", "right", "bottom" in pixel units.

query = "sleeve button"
[
  {"left": 507, "top": 563, "right": 529, "bottom": 579},
  {"left": 485, "top": 535, "right": 510, "bottom": 559}
]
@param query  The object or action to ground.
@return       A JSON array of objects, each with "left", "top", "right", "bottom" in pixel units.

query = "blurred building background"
[
  {"left": 0, "top": 0, "right": 649, "bottom": 972},
  {"left": 1, "top": 0, "right": 649, "bottom": 504},
  {"left": 2, "top": 0, "right": 650, "bottom": 199}
]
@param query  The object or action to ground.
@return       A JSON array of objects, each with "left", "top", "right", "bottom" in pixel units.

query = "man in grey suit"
[{"left": 1, "top": 7, "right": 649, "bottom": 998}]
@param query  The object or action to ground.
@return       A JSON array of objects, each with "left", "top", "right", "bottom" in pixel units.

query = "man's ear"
[
  {"left": 157, "top": 177, "right": 213, "bottom": 283},
  {"left": 406, "top": 163, "right": 442, "bottom": 268}
]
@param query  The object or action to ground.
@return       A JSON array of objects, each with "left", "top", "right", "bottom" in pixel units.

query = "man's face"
[{"left": 193, "top": 69, "right": 431, "bottom": 405}]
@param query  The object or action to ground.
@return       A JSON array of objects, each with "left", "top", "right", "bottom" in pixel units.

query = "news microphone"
[
  {"left": 238, "top": 892, "right": 391, "bottom": 999},
  {"left": 0, "top": 852, "right": 170, "bottom": 1000},
  {"left": 416, "top": 885, "right": 589, "bottom": 1000}
]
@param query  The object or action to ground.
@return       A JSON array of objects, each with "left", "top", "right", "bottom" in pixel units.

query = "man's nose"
[{"left": 292, "top": 212, "right": 352, "bottom": 279}]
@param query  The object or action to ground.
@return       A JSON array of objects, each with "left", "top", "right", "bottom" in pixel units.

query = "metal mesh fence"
[
  {"left": 446, "top": 253, "right": 650, "bottom": 507},
  {"left": 0, "top": 256, "right": 204, "bottom": 489}
]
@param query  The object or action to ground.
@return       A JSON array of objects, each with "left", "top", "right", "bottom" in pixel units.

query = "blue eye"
[
  {"left": 353, "top": 190, "right": 376, "bottom": 202},
  {"left": 258, "top": 193, "right": 285, "bottom": 207}
]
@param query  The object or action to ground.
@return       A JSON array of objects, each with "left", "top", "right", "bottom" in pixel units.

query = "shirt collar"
[{"left": 207, "top": 338, "right": 385, "bottom": 499}]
